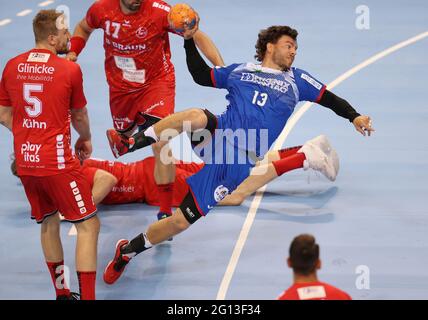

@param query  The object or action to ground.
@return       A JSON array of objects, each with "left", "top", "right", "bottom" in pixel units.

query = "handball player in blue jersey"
[{"left": 103, "top": 25, "right": 374, "bottom": 284}]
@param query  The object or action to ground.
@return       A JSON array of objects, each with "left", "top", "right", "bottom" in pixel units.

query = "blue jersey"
[{"left": 212, "top": 63, "right": 326, "bottom": 157}]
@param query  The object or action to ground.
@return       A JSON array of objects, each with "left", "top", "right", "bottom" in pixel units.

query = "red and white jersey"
[
  {"left": 278, "top": 281, "right": 352, "bottom": 300},
  {"left": 0, "top": 49, "right": 86, "bottom": 177},
  {"left": 86, "top": 0, "right": 180, "bottom": 92},
  {"left": 82, "top": 157, "right": 203, "bottom": 205}
]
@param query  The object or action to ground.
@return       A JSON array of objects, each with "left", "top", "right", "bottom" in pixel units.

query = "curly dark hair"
[{"left": 255, "top": 26, "right": 298, "bottom": 62}]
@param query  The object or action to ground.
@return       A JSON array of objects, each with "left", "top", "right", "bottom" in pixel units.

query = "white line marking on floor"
[
  {"left": 68, "top": 224, "right": 77, "bottom": 236},
  {"left": 38, "top": 0, "right": 55, "bottom": 7},
  {"left": 216, "top": 30, "right": 428, "bottom": 300},
  {"left": 0, "top": 19, "right": 12, "bottom": 27},
  {"left": 17, "top": 9, "right": 33, "bottom": 17}
]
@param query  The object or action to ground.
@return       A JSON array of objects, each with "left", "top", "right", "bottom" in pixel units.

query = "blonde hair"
[{"left": 33, "top": 10, "right": 63, "bottom": 43}]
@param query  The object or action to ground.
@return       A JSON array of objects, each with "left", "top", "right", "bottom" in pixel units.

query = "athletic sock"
[
  {"left": 272, "top": 152, "right": 306, "bottom": 176},
  {"left": 77, "top": 271, "right": 96, "bottom": 300},
  {"left": 129, "top": 130, "right": 156, "bottom": 152},
  {"left": 277, "top": 146, "right": 302, "bottom": 159},
  {"left": 157, "top": 183, "right": 174, "bottom": 215},
  {"left": 121, "top": 233, "right": 152, "bottom": 257},
  {"left": 46, "top": 260, "right": 70, "bottom": 298}
]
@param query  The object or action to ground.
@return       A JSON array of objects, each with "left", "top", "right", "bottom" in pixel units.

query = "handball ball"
[{"left": 168, "top": 3, "right": 197, "bottom": 33}]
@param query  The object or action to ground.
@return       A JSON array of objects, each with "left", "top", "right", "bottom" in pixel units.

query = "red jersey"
[
  {"left": 86, "top": 0, "right": 179, "bottom": 92},
  {"left": 0, "top": 49, "right": 86, "bottom": 177},
  {"left": 278, "top": 281, "right": 352, "bottom": 300},
  {"left": 82, "top": 157, "right": 203, "bottom": 205}
]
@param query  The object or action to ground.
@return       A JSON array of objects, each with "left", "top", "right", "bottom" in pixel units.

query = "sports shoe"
[
  {"left": 103, "top": 239, "right": 131, "bottom": 285},
  {"left": 56, "top": 292, "right": 80, "bottom": 300},
  {"left": 106, "top": 129, "right": 134, "bottom": 159},
  {"left": 157, "top": 212, "right": 173, "bottom": 241},
  {"left": 298, "top": 135, "right": 339, "bottom": 181}
]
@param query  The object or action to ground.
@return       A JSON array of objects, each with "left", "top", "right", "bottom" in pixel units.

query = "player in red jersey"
[
  {"left": 277, "top": 234, "right": 352, "bottom": 300},
  {"left": 0, "top": 10, "right": 99, "bottom": 300},
  {"left": 67, "top": 0, "right": 225, "bottom": 221}
]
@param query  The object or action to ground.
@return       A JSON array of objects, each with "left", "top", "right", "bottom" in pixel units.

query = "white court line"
[
  {"left": 17, "top": 9, "right": 33, "bottom": 17},
  {"left": 0, "top": 19, "right": 12, "bottom": 27},
  {"left": 216, "top": 30, "right": 428, "bottom": 300},
  {"left": 38, "top": 0, "right": 55, "bottom": 7},
  {"left": 68, "top": 224, "right": 77, "bottom": 236}
]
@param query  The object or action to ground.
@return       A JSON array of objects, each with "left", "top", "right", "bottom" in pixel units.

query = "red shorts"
[
  {"left": 20, "top": 169, "right": 97, "bottom": 224},
  {"left": 109, "top": 78, "right": 175, "bottom": 132}
]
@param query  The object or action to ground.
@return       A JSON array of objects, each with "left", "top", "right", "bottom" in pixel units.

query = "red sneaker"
[
  {"left": 103, "top": 239, "right": 131, "bottom": 285},
  {"left": 106, "top": 129, "right": 134, "bottom": 159}
]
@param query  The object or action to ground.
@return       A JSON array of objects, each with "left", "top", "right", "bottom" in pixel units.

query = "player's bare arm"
[
  {"left": 0, "top": 106, "right": 13, "bottom": 130},
  {"left": 66, "top": 18, "right": 94, "bottom": 62},
  {"left": 71, "top": 107, "right": 92, "bottom": 161}
]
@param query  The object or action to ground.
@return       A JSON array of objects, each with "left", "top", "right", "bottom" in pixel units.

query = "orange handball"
[{"left": 168, "top": 3, "right": 197, "bottom": 33}]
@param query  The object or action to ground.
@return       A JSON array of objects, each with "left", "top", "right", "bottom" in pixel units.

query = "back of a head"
[
  {"left": 33, "top": 9, "right": 63, "bottom": 43},
  {"left": 289, "top": 234, "right": 319, "bottom": 276}
]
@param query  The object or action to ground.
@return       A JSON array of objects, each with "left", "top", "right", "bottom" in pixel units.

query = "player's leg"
[
  {"left": 74, "top": 216, "right": 100, "bottom": 300},
  {"left": 103, "top": 163, "right": 221, "bottom": 285},
  {"left": 20, "top": 176, "right": 74, "bottom": 299},
  {"left": 106, "top": 108, "right": 210, "bottom": 158},
  {"left": 50, "top": 171, "right": 99, "bottom": 300}
]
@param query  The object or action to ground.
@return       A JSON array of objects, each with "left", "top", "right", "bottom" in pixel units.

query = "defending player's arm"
[
  {"left": 66, "top": 18, "right": 94, "bottom": 62},
  {"left": 317, "top": 90, "right": 374, "bottom": 136},
  {"left": 192, "top": 30, "right": 225, "bottom": 67},
  {"left": 0, "top": 106, "right": 12, "bottom": 131}
]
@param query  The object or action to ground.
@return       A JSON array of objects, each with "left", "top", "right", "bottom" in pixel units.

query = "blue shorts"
[{"left": 185, "top": 115, "right": 254, "bottom": 215}]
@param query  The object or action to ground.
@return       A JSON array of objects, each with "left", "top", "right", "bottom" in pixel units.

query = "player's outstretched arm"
[
  {"left": 92, "top": 169, "right": 118, "bottom": 205},
  {"left": 0, "top": 106, "right": 12, "bottom": 131},
  {"left": 318, "top": 90, "right": 374, "bottom": 136},
  {"left": 66, "top": 18, "right": 94, "bottom": 62}
]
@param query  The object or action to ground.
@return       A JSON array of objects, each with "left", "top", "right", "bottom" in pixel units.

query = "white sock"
[{"left": 144, "top": 126, "right": 159, "bottom": 142}]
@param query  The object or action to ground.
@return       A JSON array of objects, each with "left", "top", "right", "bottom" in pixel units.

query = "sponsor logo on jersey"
[
  {"left": 301, "top": 73, "right": 322, "bottom": 90},
  {"left": 136, "top": 27, "right": 148, "bottom": 39},
  {"left": 105, "top": 38, "right": 147, "bottom": 52},
  {"left": 27, "top": 52, "right": 50, "bottom": 63},
  {"left": 18, "top": 63, "right": 55, "bottom": 75},
  {"left": 22, "top": 118, "right": 47, "bottom": 129},
  {"left": 112, "top": 185, "right": 135, "bottom": 193},
  {"left": 153, "top": 2, "right": 170, "bottom": 12},
  {"left": 214, "top": 185, "right": 229, "bottom": 202},
  {"left": 21, "top": 141, "right": 41, "bottom": 163},
  {"left": 241, "top": 72, "right": 290, "bottom": 93},
  {"left": 297, "top": 286, "right": 327, "bottom": 300},
  {"left": 56, "top": 135, "right": 65, "bottom": 170}
]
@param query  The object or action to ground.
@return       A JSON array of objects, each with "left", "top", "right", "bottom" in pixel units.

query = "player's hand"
[
  {"left": 353, "top": 115, "right": 374, "bottom": 136},
  {"left": 65, "top": 52, "right": 78, "bottom": 62},
  {"left": 183, "top": 12, "right": 200, "bottom": 40},
  {"left": 75, "top": 137, "right": 92, "bottom": 161}
]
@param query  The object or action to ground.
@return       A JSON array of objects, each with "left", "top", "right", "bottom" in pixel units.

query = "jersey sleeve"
[
  {"left": 0, "top": 66, "right": 11, "bottom": 106},
  {"left": 85, "top": 1, "right": 104, "bottom": 29},
  {"left": 70, "top": 63, "right": 87, "bottom": 109},
  {"left": 211, "top": 63, "right": 240, "bottom": 89},
  {"left": 293, "top": 68, "right": 326, "bottom": 103}
]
